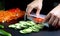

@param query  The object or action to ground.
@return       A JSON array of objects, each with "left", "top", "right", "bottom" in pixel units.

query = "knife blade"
[
  {"left": 24, "top": 13, "right": 27, "bottom": 21},
  {"left": 27, "top": 14, "right": 49, "bottom": 27}
]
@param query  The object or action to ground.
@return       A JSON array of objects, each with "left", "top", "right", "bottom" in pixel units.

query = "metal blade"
[
  {"left": 24, "top": 13, "right": 27, "bottom": 21},
  {"left": 27, "top": 14, "right": 49, "bottom": 27}
]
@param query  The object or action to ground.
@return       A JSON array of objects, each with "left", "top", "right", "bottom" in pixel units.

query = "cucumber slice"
[
  {"left": 29, "top": 26, "right": 39, "bottom": 32},
  {"left": 20, "top": 28, "right": 32, "bottom": 34},
  {"left": 15, "top": 25, "right": 21, "bottom": 29},
  {"left": 9, "top": 25, "right": 16, "bottom": 28}
]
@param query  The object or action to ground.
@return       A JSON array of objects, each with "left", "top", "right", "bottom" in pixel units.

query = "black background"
[
  {"left": 5, "top": 0, "right": 60, "bottom": 15},
  {"left": 0, "top": 0, "right": 59, "bottom": 15}
]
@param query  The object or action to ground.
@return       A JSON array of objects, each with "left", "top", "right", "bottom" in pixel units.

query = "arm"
[{"left": 26, "top": 0, "right": 43, "bottom": 17}]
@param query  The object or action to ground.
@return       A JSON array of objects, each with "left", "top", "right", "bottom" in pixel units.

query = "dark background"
[
  {"left": 0, "top": 0, "right": 60, "bottom": 15},
  {"left": 5, "top": 0, "right": 60, "bottom": 15},
  {"left": 0, "top": 0, "right": 5, "bottom": 10}
]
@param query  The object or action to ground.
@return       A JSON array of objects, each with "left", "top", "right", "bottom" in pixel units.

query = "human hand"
[
  {"left": 44, "top": 4, "right": 60, "bottom": 27},
  {"left": 26, "top": 0, "right": 43, "bottom": 17}
]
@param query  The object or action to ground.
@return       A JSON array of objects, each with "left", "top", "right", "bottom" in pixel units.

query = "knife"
[
  {"left": 24, "top": 13, "right": 27, "bottom": 21},
  {"left": 25, "top": 8, "right": 49, "bottom": 27},
  {"left": 27, "top": 14, "right": 49, "bottom": 27}
]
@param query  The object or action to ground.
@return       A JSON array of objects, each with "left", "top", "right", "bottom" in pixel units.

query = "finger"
[
  {"left": 36, "top": 8, "right": 40, "bottom": 17},
  {"left": 43, "top": 13, "right": 51, "bottom": 23},
  {"left": 58, "top": 18, "right": 60, "bottom": 26},
  {"left": 48, "top": 14, "right": 56, "bottom": 24},
  {"left": 52, "top": 16, "right": 59, "bottom": 26},
  {"left": 26, "top": 5, "right": 33, "bottom": 16}
]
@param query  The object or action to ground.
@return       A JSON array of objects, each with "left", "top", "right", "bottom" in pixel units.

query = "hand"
[
  {"left": 26, "top": 0, "right": 43, "bottom": 17},
  {"left": 44, "top": 4, "right": 60, "bottom": 27}
]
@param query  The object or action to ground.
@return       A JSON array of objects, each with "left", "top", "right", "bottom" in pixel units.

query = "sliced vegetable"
[
  {"left": 20, "top": 28, "right": 32, "bottom": 34},
  {"left": 0, "top": 8, "right": 25, "bottom": 23},
  {"left": 33, "top": 18, "right": 44, "bottom": 23},
  {"left": 0, "top": 25, "right": 12, "bottom": 36},
  {"left": 0, "top": 29, "right": 12, "bottom": 36},
  {"left": 9, "top": 21, "right": 36, "bottom": 29},
  {"left": 0, "top": 25, "right": 4, "bottom": 29},
  {"left": 20, "top": 24, "right": 44, "bottom": 34},
  {"left": 7, "top": 8, "right": 20, "bottom": 12},
  {"left": 9, "top": 21, "right": 44, "bottom": 34},
  {"left": 9, "top": 25, "right": 16, "bottom": 28}
]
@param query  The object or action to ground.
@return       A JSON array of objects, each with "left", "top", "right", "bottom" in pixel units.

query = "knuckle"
[
  {"left": 37, "top": 7, "right": 41, "bottom": 10},
  {"left": 27, "top": 4, "right": 33, "bottom": 8},
  {"left": 38, "top": 6, "right": 42, "bottom": 9}
]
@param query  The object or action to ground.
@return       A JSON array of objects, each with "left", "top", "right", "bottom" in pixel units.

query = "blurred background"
[
  {"left": 0, "top": 0, "right": 60, "bottom": 15},
  {"left": 0, "top": 0, "right": 5, "bottom": 10}
]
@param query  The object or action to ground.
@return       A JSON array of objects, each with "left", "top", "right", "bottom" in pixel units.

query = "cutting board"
[{"left": 3, "top": 14, "right": 60, "bottom": 36}]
